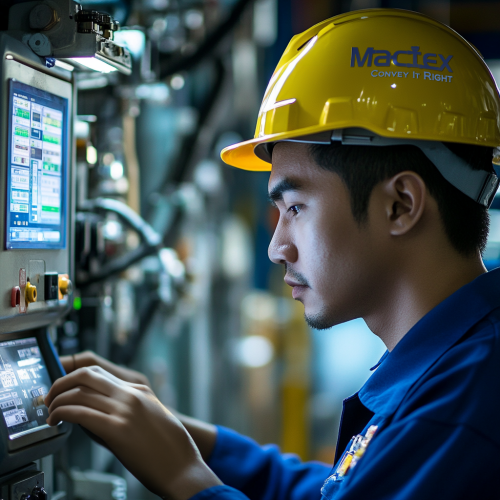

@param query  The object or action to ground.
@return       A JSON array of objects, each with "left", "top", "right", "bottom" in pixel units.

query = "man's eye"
[{"left": 287, "top": 205, "right": 302, "bottom": 215}]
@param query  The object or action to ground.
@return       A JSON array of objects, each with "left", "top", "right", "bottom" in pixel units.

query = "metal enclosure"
[
  {"left": 0, "top": 32, "right": 74, "bottom": 499},
  {"left": 0, "top": 34, "right": 74, "bottom": 333}
]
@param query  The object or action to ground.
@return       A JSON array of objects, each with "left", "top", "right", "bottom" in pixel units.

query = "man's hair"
[{"left": 309, "top": 142, "right": 494, "bottom": 256}]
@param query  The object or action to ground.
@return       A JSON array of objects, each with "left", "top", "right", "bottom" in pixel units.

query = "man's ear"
[{"left": 381, "top": 171, "right": 427, "bottom": 236}]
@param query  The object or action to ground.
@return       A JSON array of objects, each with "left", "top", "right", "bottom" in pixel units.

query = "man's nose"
[{"left": 268, "top": 222, "right": 298, "bottom": 265}]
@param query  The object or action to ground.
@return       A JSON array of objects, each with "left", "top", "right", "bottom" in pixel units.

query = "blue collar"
[{"left": 359, "top": 268, "right": 500, "bottom": 417}]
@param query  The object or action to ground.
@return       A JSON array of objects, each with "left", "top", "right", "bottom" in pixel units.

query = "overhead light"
[
  {"left": 70, "top": 57, "right": 118, "bottom": 73},
  {"left": 54, "top": 60, "right": 74, "bottom": 71},
  {"left": 9, "top": 4, "right": 132, "bottom": 75}
]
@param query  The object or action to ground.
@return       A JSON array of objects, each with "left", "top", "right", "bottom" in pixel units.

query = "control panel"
[{"left": 0, "top": 35, "right": 74, "bottom": 334}]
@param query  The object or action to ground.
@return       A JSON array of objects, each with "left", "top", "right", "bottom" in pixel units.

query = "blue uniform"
[{"left": 191, "top": 269, "right": 500, "bottom": 500}]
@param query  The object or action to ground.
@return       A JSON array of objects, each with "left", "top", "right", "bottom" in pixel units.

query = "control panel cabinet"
[
  {"left": 0, "top": 34, "right": 74, "bottom": 333},
  {"left": 0, "top": 32, "right": 74, "bottom": 489}
]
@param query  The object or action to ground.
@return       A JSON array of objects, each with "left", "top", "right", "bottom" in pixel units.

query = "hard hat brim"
[
  {"left": 221, "top": 123, "right": 348, "bottom": 171},
  {"left": 221, "top": 122, "right": 500, "bottom": 172}
]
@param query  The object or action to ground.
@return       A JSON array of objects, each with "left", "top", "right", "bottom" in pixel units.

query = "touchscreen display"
[
  {"left": 6, "top": 80, "right": 68, "bottom": 249},
  {"left": 0, "top": 338, "right": 52, "bottom": 440}
]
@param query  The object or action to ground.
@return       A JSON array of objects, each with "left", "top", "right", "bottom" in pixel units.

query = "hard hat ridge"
[{"left": 221, "top": 7, "right": 500, "bottom": 194}]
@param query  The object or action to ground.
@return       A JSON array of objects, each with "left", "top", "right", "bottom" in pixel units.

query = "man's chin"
[{"left": 304, "top": 311, "right": 335, "bottom": 330}]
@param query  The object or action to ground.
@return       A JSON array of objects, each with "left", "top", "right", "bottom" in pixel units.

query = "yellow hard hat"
[{"left": 221, "top": 8, "right": 500, "bottom": 174}]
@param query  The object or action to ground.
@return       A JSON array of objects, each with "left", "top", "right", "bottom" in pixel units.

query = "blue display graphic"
[{"left": 6, "top": 80, "right": 68, "bottom": 249}]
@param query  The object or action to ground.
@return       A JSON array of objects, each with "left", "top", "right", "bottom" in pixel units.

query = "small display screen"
[
  {"left": 0, "top": 338, "right": 52, "bottom": 440},
  {"left": 6, "top": 80, "right": 68, "bottom": 249}
]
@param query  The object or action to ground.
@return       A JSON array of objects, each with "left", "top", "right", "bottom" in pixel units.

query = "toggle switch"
[
  {"left": 25, "top": 282, "right": 37, "bottom": 304},
  {"left": 44, "top": 272, "right": 59, "bottom": 300}
]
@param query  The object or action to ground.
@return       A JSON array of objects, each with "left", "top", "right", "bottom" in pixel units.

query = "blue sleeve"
[
  {"left": 189, "top": 485, "right": 249, "bottom": 500},
  {"left": 327, "top": 418, "right": 500, "bottom": 499},
  {"left": 203, "top": 426, "right": 331, "bottom": 500}
]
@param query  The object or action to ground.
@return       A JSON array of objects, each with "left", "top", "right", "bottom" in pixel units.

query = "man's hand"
[
  {"left": 44, "top": 366, "right": 221, "bottom": 500},
  {"left": 59, "top": 351, "right": 218, "bottom": 461},
  {"left": 60, "top": 351, "right": 150, "bottom": 387}
]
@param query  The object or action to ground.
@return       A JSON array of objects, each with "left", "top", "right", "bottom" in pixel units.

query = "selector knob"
[
  {"left": 25, "top": 282, "right": 37, "bottom": 304},
  {"left": 31, "top": 487, "right": 48, "bottom": 500}
]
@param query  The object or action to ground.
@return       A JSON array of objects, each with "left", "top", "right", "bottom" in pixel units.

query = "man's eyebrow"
[{"left": 268, "top": 178, "right": 302, "bottom": 204}]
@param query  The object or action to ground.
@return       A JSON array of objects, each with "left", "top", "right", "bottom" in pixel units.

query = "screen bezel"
[
  {"left": 5, "top": 79, "right": 69, "bottom": 250},
  {"left": 0, "top": 330, "right": 68, "bottom": 452}
]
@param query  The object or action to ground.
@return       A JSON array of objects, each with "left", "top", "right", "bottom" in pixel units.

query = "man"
[{"left": 45, "top": 8, "right": 500, "bottom": 500}]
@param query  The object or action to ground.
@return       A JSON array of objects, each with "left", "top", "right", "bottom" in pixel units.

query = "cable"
[
  {"left": 168, "top": 56, "right": 226, "bottom": 185},
  {"left": 76, "top": 198, "right": 162, "bottom": 287},
  {"left": 80, "top": 198, "right": 161, "bottom": 247},
  {"left": 146, "top": 57, "right": 228, "bottom": 245},
  {"left": 159, "top": 0, "right": 255, "bottom": 79}
]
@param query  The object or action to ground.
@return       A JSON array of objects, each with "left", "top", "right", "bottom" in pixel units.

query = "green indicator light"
[{"left": 73, "top": 296, "right": 82, "bottom": 310}]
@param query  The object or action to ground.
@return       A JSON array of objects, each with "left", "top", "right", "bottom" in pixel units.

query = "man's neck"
[{"left": 364, "top": 254, "right": 486, "bottom": 352}]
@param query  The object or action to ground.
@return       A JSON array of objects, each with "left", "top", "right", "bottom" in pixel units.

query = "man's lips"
[
  {"left": 284, "top": 278, "right": 306, "bottom": 287},
  {"left": 284, "top": 277, "right": 309, "bottom": 299}
]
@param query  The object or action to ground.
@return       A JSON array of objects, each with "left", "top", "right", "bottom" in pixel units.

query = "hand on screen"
[
  {"left": 44, "top": 366, "right": 221, "bottom": 500},
  {"left": 60, "top": 351, "right": 151, "bottom": 387}
]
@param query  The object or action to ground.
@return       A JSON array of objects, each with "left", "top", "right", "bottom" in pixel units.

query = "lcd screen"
[
  {"left": 6, "top": 80, "right": 68, "bottom": 249},
  {"left": 0, "top": 338, "right": 52, "bottom": 440}
]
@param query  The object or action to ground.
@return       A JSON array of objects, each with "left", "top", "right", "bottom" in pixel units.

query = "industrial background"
[{"left": 2, "top": 0, "right": 500, "bottom": 499}]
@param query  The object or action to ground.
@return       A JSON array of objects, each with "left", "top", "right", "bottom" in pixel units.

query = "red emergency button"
[{"left": 11, "top": 286, "right": 20, "bottom": 307}]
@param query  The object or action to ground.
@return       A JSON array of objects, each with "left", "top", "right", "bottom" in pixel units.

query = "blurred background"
[{"left": 5, "top": 0, "right": 500, "bottom": 498}]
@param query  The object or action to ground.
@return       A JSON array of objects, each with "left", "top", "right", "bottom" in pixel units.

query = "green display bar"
[
  {"left": 43, "top": 134, "right": 61, "bottom": 145},
  {"left": 14, "top": 126, "right": 28, "bottom": 138},
  {"left": 44, "top": 117, "right": 62, "bottom": 128},
  {"left": 15, "top": 108, "right": 30, "bottom": 120},
  {"left": 42, "top": 206, "right": 59, "bottom": 213}
]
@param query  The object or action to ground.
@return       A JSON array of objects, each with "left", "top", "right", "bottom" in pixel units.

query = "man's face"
[{"left": 268, "top": 142, "right": 387, "bottom": 329}]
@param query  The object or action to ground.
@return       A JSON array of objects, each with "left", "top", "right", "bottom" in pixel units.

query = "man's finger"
[
  {"left": 45, "top": 366, "right": 124, "bottom": 406},
  {"left": 47, "top": 386, "right": 118, "bottom": 416},
  {"left": 46, "top": 405, "right": 118, "bottom": 442},
  {"left": 59, "top": 355, "right": 75, "bottom": 373}
]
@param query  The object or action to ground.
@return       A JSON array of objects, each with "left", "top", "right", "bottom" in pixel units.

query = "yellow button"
[
  {"left": 58, "top": 274, "right": 72, "bottom": 296},
  {"left": 25, "top": 282, "right": 37, "bottom": 303}
]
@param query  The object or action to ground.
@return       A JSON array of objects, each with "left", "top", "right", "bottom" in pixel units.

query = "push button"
[
  {"left": 58, "top": 274, "right": 72, "bottom": 297},
  {"left": 11, "top": 286, "right": 20, "bottom": 307},
  {"left": 25, "top": 282, "right": 37, "bottom": 304}
]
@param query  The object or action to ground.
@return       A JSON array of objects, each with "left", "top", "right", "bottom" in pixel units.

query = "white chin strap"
[{"left": 254, "top": 128, "right": 500, "bottom": 208}]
